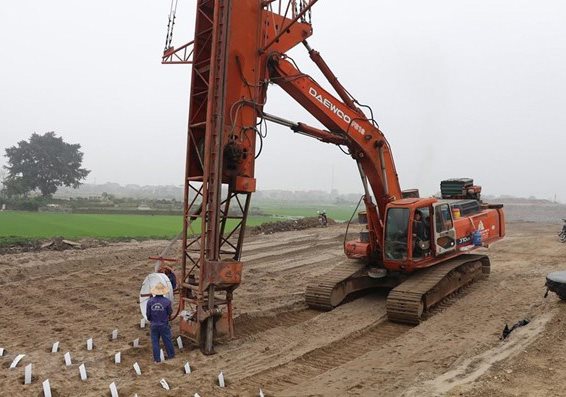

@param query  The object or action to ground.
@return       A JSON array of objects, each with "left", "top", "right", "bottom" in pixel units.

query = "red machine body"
[{"left": 162, "top": 0, "right": 504, "bottom": 353}]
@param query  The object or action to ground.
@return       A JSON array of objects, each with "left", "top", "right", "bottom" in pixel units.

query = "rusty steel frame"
[
  {"left": 162, "top": 40, "right": 195, "bottom": 64},
  {"left": 163, "top": 0, "right": 317, "bottom": 354},
  {"left": 261, "top": 0, "right": 318, "bottom": 52}
]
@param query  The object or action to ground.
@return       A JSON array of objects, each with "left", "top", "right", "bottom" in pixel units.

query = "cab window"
[
  {"left": 435, "top": 204, "right": 453, "bottom": 232},
  {"left": 385, "top": 208, "right": 409, "bottom": 260}
]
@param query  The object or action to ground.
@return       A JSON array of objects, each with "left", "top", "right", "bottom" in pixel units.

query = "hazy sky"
[{"left": 1, "top": 1, "right": 565, "bottom": 200}]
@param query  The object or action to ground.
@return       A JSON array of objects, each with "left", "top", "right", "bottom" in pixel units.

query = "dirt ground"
[{"left": 0, "top": 221, "right": 565, "bottom": 396}]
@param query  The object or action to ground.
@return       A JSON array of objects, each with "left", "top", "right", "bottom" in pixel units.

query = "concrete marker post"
[
  {"left": 140, "top": 318, "right": 146, "bottom": 329},
  {"left": 160, "top": 378, "right": 170, "bottom": 390},
  {"left": 109, "top": 381, "right": 119, "bottom": 397},
  {"left": 177, "top": 336, "right": 184, "bottom": 350},
  {"left": 259, "top": 389, "right": 265, "bottom": 397},
  {"left": 184, "top": 362, "right": 191, "bottom": 374},
  {"left": 64, "top": 352, "right": 72, "bottom": 366},
  {"left": 42, "top": 379, "right": 52, "bottom": 397},
  {"left": 86, "top": 338, "right": 94, "bottom": 351},
  {"left": 0, "top": 347, "right": 4, "bottom": 357},
  {"left": 160, "top": 349, "right": 165, "bottom": 362},
  {"left": 51, "top": 342, "right": 59, "bottom": 353},
  {"left": 218, "top": 371, "right": 225, "bottom": 388},
  {"left": 111, "top": 329, "right": 118, "bottom": 340},
  {"left": 24, "top": 363, "right": 32, "bottom": 385},
  {"left": 79, "top": 363, "right": 87, "bottom": 381},
  {"left": 114, "top": 352, "right": 121, "bottom": 364},
  {"left": 133, "top": 338, "right": 140, "bottom": 348},
  {"left": 9, "top": 354, "right": 25, "bottom": 369},
  {"left": 133, "top": 362, "right": 142, "bottom": 376}
]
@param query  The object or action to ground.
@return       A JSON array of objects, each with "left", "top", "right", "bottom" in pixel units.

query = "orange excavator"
[{"left": 161, "top": 0, "right": 504, "bottom": 354}]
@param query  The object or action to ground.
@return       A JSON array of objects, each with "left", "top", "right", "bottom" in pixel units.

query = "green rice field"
[
  {"left": 0, "top": 203, "right": 356, "bottom": 243},
  {"left": 0, "top": 212, "right": 271, "bottom": 241}
]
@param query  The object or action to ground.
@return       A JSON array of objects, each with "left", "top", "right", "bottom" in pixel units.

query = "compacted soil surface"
[{"left": 0, "top": 221, "right": 564, "bottom": 396}]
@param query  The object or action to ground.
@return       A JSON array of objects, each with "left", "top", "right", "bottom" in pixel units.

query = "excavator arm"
[{"left": 267, "top": 51, "right": 403, "bottom": 254}]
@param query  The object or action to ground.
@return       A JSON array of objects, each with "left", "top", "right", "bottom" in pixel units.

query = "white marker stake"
[
  {"left": 177, "top": 336, "right": 184, "bottom": 350},
  {"left": 42, "top": 379, "right": 52, "bottom": 397},
  {"left": 184, "top": 362, "right": 192, "bottom": 374},
  {"left": 160, "top": 349, "right": 165, "bottom": 362},
  {"left": 24, "top": 363, "right": 32, "bottom": 385},
  {"left": 86, "top": 338, "right": 94, "bottom": 351},
  {"left": 160, "top": 378, "right": 170, "bottom": 390},
  {"left": 114, "top": 352, "right": 121, "bottom": 364},
  {"left": 133, "top": 362, "right": 142, "bottom": 376},
  {"left": 259, "top": 389, "right": 265, "bottom": 397},
  {"left": 218, "top": 371, "right": 225, "bottom": 388},
  {"left": 9, "top": 354, "right": 25, "bottom": 369},
  {"left": 111, "top": 329, "right": 118, "bottom": 340},
  {"left": 140, "top": 318, "right": 146, "bottom": 328},
  {"left": 109, "top": 382, "right": 119, "bottom": 397},
  {"left": 64, "top": 352, "right": 72, "bottom": 366},
  {"left": 133, "top": 338, "right": 140, "bottom": 348},
  {"left": 79, "top": 363, "right": 87, "bottom": 381},
  {"left": 51, "top": 342, "right": 60, "bottom": 353},
  {"left": 0, "top": 347, "right": 4, "bottom": 356},
  {"left": 194, "top": 393, "right": 201, "bottom": 397}
]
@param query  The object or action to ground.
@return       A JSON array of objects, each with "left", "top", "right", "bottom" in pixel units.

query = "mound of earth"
[
  {"left": 0, "top": 236, "right": 106, "bottom": 254},
  {"left": 248, "top": 216, "right": 336, "bottom": 235}
]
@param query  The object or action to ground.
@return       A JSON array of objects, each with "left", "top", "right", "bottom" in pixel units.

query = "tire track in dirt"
[
  {"left": 242, "top": 230, "right": 337, "bottom": 252},
  {"left": 232, "top": 278, "right": 487, "bottom": 394},
  {"left": 423, "top": 280, "right": 482, "bottom": 320},
  {"left": 234, "top": 319, "right": 412, "bottom": 394},
  {"left": 243, "top": 239, "right": 342, "bottom": 269},
  {"left": 234, "top": 308, "right": 320, "bottom": 339}
]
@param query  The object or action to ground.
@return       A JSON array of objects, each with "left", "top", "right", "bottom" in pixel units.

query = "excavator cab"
[
  {"left": 383, "top": 198, "right": 458, "bottom": 271},
  {"left": 383, "top": 205, "right": 433, "bottom": 261}
]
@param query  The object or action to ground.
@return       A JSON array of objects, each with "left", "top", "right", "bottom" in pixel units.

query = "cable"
[
  {"left": 255, "top": 128, "right": 264, "bottom": 159},
  {"left": 338, "top": 145, "right": 351, "bottom": 156},
  {"left": 354, "top": 100, "right": 379, "bottom": 129},
  {"left": 343, "top": 195, "right": 364, "bottom": 250},
  {"left": 164, "top": 0, "right": 179, "bottom": 51}
]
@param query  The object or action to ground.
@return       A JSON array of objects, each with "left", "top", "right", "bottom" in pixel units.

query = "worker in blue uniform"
[{"left": 146, "top": 282, "right": 176, "bottom": 363}]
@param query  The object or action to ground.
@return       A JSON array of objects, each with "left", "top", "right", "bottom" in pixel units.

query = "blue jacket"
[{"left": 146, "top": 295, "right": 172, "bottom": 326}]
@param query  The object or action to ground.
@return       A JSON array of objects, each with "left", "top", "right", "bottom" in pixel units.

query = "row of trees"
[{"left": 1, "top": 132, "right": 90, "bottom": 198}]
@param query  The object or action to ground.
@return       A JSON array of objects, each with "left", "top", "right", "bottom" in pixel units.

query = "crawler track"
[
  {"left": 306, "top": 254, "right": 491, "bottom": 325},
  {"left": 387, "top": 254, "right": 491, "bottom": 324},
  {"left": 305, "top": 262, "right": 364, "bottom": 310}
]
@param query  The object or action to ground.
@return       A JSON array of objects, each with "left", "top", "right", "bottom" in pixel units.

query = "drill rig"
[{"left": 162, "top": 0, "right": 505, "bottom": 354}]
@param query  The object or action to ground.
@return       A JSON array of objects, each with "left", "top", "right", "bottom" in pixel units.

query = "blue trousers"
[{"left": 150, "top": 323, "right": 175, "bottom": 362}]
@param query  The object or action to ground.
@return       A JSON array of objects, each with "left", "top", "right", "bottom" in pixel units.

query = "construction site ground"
[{"left": 0, "top": 221, "right": 565, "bottom": 396}]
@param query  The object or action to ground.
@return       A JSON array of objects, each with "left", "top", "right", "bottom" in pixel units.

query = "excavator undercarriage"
[{"left": 306, "top": 254, "right": 491, "bottom": 324}]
